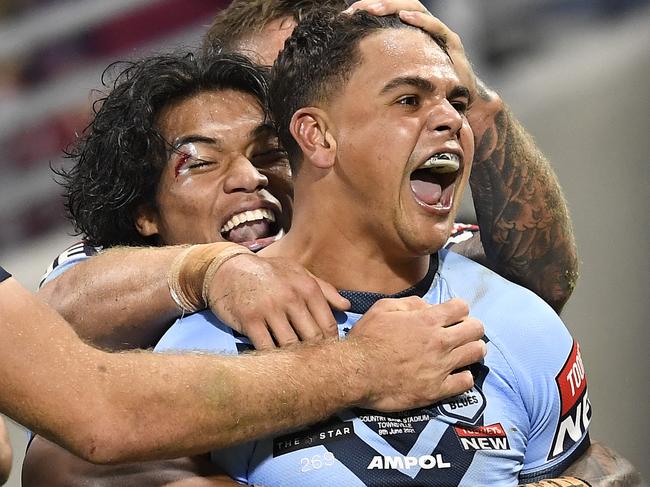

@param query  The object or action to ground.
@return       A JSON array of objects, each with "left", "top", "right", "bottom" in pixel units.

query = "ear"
[
  {"left": 289, "top": 107, "right": 337, "bottom": 170},
  {"left": 134, "top": 203, "right": 160, "bottom": 238}
]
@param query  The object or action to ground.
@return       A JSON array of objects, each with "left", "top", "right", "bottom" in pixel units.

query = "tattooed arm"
[
  {"left": 519, "top": 442, "right": 643, "bottom": 486},
  {"left": 452, "top": 81, "right": 579, "bottom": 313},
  {"left": 348, "top": 1, "right": 579, "bottom": 313}
]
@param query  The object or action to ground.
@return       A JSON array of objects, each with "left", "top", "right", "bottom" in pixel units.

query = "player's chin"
[{"left": 402, "top": 221, "right": 453, "bottom": 255}]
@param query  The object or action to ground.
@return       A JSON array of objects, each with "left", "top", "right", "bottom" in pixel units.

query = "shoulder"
[
  {"left": 438, "top": 248, "right": 574, "bottom": 384},
  {"left": 39, "top": 241, "right": 101, "bottom": 288}
]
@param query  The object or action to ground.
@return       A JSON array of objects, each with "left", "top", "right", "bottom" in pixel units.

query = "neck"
[{"left": 261, "top": 185, "right": 431, "bottom": 294}]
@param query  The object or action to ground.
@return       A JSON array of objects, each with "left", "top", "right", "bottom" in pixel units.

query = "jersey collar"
[{"left": 339, "top": 254, "right": 439, "bottom": 314}]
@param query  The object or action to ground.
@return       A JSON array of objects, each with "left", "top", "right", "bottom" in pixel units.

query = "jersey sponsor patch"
[
  {"left": 273, "top": 420, "right": 355, "bottom": 457},
  {"left": 454, "top": 423, "right": 510, "bottom": 451},
  {"left": 367, "top": 453, "right": 452, "bottom": 471},
  {"left": 437, "top": 384, "right": 486, "bottom": 425},
  {"left": 549, "top": 340, "right": 592, "bottom": 460}
]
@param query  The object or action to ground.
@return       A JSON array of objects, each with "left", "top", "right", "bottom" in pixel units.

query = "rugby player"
[
  {"left": 28, "top": 8, "right": 640, "bottom": 487},
  {"left": 205, "top": 0, "right": 579, "bottom": 314},
  {"left": 22, "top": 51, "right": 486, "bottom": 486},
  {"left": 38, "top": 0, "right": 578, "bottom": 358},
  {"left": 151, "top": 9, "right": 633, "bottom": 486}
]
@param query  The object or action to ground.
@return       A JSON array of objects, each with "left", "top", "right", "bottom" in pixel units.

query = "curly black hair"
[
  {"left": 58, "top": 49, "right": 270, "bottom": 248},
  {"left": 269, "top": 9, "right": 448, "bottom": 172}
]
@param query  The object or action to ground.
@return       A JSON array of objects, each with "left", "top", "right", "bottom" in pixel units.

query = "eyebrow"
[
  {"left": 449, "top": 85, "right": 471, "bottom": 102},
  {"left": 251, "top": 122, "right": 278, "bottom": 139},
  {"left": 171, "top": 122, "right": 277, "bottom": 151},
  {"left": 380, "top": 76, "right": 471, "bottom": 102},
  {"left": 172, "top": 134, "right": 222, "bottom": 150},
  {"left": 380, "top": 76, "right": 435, "bottom": 95}
]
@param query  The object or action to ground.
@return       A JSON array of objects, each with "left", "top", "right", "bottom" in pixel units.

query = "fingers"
[
  {"left": 313, "top": 275, "right": 350, "bottom": 312},
  {"left": 399, "top": 10, "right": 450, "bottom": 37},
  {"left": 370, "top": 295, "right": 430, "bottom": 313},
  {"left": 287, "top": 303, "right": 329, "bottom": 341},
  {"left": 418, "top": 298, "right": 470, "bottom": 327},
  {"left": 445, "top": 316, "right": 485, "bottom": 347},
  {"left": 449, "top": 339, "right": 487, "bottom": 371},
  {"left": 342, "top": 0, "right": 459, "bottom": 50},
  {"left": 244, "top": 321, "right": 277, "bottom": 351},
  {"left": 345, "top": 0, "right": 428, "bottom": 16},
  {"left": 264, "top": 312, "right": 301, "bottom": 347},
  {"left": 305, "top": 299, "right": 340, "bottom": 340},
  {"left": 438, "top": 369, "right": 475, "bottom": 400}
]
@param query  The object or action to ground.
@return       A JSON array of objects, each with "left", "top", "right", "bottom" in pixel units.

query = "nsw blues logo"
[{"left": 436, "top": 385, "right": 486, "bottom": 424}]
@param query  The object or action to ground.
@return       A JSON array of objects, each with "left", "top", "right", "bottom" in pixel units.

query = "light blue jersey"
[{"left": 156, "top": 250, "right": 591, "bottom": 486}]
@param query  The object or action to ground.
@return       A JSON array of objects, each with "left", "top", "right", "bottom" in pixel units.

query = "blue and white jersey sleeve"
[
  {"left": 461, "top": 269, "right": 589, "bottom": 481},
  {"left": 438, "top": 250, "right": 591, "bottom": 483},
  {"left": 501, "top": 306, "right": 591, "bottom": 483},
  {"left": 39, "top": 241, "right": 100, "bottom": 288}
]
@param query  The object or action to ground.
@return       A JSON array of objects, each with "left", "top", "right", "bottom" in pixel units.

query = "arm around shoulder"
[
  {"left": 38, "top": 245, "right": 185, "bottom": 349},
  {"left": 464, "top": 83, "right": 579, "bottom": 313}
]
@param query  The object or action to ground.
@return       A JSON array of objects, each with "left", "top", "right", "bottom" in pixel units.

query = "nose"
[
  {"left": 223, "top": 155, "right": 268, "bottom": 194},
  {"left": 428, "top": 100, "right": 463, "bottom": 138}
]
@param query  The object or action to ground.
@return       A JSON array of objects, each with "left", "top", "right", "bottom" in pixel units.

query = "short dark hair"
[
  {"left": 204, "top": 0, "right": 347, "bottom": 52},
  {"left": 269, "top": 9, "right": 448, "bottom": 171},
  {"left": 58, "top": 50, "right": 270, "bottom": 248}
]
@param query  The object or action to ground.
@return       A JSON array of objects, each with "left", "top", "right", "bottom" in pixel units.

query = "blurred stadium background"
[{"left": 1, "top": 0, "right": 648, "bottom": 485}]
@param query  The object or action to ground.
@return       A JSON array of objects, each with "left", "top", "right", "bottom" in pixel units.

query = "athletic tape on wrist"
[
  {"left": 168, "top": 245, "right": 199, "bottom": 313},
  {"left": 202, "top": 246, "right": 253, "bottom": 308},
  {"left": 167, "top": 243, "right": 252, "bottom": 313}
]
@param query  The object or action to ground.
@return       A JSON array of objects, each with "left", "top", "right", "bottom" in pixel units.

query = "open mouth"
[
  {"left": 220, "top": 208, "right": 285, "bottom": 251},
  {"left": 410, "top": 152, "right": 460, "bottom": 212}
]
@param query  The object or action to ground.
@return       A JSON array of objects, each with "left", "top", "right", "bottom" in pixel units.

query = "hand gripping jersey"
[{"left": 155, "top": 250, "right": 591, "bottom": 486}]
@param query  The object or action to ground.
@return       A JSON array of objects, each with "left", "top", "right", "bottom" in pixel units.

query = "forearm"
[
  {"left": 466, "top": 83, "right": 578, "bottom": 312},
  {"left": 560, "top": 442, "right": 643, "bottom": 486},
  {"left": 0, "top": 417, "right": 11, "bottom": 485},
  {"left": 2, "top": 278, "right": 367, "bottom": 464},
  {"left": 520, "top": 442, "right": 642, "bottom": 487},
  {"left": 94, "top": 338, "right": 368, "bottom": 462},
  {"left": 38, "top": 246, "right": 186, "bottom": 349},
  {"left": 520, "top": 478, "right": 590, "bottom": 486}
]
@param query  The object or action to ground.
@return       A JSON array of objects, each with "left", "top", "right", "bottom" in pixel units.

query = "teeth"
[
  {"left": 273, "top": 228, "right": 285, "bottom": 241},
  {"left": 221, "top": 208, "right": 276, "bottom": 234},
  {"left": 419, "top": 153, "right": 460, "bottom": 173}
]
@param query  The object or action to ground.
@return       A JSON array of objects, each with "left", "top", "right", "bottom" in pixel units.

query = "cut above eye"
[
  {"left": 173, "top": 152, "right": 218, "bottom": 177},
  {"left": 187, "top": 159, "right": 216, "bottom": 170}
]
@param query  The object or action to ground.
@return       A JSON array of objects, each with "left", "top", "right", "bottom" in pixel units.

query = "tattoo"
[
  {"left": 520, "top": 478, "right": 591, "bottom": 487},
  {"left": 476, "top": 79, "right": 493, "bottom": 102},
  {"left": 561, "top": 442, "right": 643, "bottom": 487},
  {"left": 464, "top": 92, "right": 579, "bottom": 313}
]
